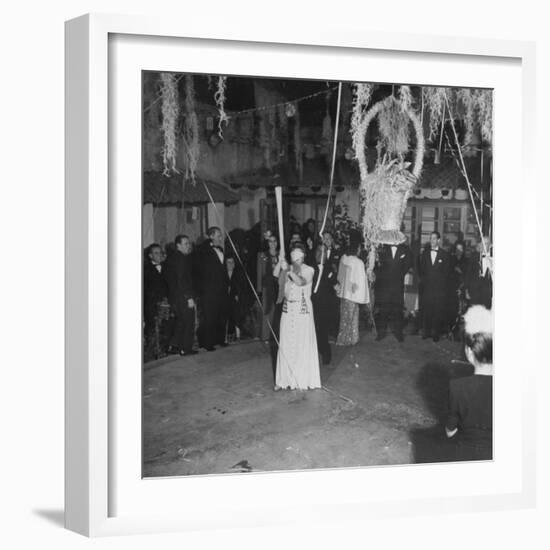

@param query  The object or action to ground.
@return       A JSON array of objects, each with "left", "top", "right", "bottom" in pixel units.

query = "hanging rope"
[
  {"left": 314, "top": 81, "right": 343, "bottom": 294},
  {"left": 443, "top": 92, "right": 491, "bottom": 258},
  {"left": 442, "top": 129, "right": 493, "bottom": 212},
  {"left": 144, "top": 77, "right": 338, "bottom": 118}
]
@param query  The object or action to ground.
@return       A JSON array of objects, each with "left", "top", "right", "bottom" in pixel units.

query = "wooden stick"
[{"left": 275, "top": 185, "right": 285, "bottom": 260}]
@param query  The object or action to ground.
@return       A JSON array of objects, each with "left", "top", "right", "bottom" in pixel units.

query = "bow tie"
[
  {"left": 431, "top": 249, "right": 439, "bottom": 252},
  {"left": 212, "top": 245, "right": 223, "bottom": 251}
]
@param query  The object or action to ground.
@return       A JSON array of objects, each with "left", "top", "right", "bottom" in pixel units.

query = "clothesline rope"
[{"left": 144, "top": 74, "right": 338, "bottom": 117}]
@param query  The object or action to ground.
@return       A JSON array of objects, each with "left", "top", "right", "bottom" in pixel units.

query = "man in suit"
[
  {"left": 465, "top": 235, "right": 493, "bottom": 309},
  {"left": 373, "top": 241, "right": 412, "bottom": 342},
  {"left": 417, "top": 231, "right": 451, "bottom": 342},
  {"left": 195, "top": 227, "right": 230, "bottom": 351},
  {"left": 312, "top": 230, "right": 341, "bottom": 364},
  {"left": 143, "top": 243, "right": 168, "bottom": 352},
  {"left": 164, "top": 235, "right": 197, "bottom": 356}
]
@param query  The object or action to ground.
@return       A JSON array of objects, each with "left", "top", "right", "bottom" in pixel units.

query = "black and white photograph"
[
  {"left": 4, "top": 0, "right": 548, "bottom": 545},
  {"left": 141, "top": 73, "right": 494, "bottom": 477}
]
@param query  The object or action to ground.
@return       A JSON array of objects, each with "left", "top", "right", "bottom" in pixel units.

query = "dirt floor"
[{"left": 142, "top": 331, "right": 474, "bottom": 478}]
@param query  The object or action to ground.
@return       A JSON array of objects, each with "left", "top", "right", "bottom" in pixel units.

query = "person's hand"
[
  {"left": 187, "top": 298, "right": 195, "bottom": 308},
  {"left": 445, "top": 426, "right": 458, "bottom": 438},
  {"left": 280, "top": 259, "right": 289, "bottom": 271}
]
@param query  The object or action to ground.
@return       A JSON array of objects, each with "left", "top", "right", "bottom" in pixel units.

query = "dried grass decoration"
[
  {"left": 353, "top": 89, "right": 425, "bottom": 245},
  {"left": 423, "top": 87, "right": 493, "bottom": 146},
  {"left": 214, "top": 76, "right": 229, "bottom": 139},
  {"left": 182, "top": 75, "right": 200, "bottom": 183},
  {"left": 160, "top": 73, "right": 180, "bottom": 176}
]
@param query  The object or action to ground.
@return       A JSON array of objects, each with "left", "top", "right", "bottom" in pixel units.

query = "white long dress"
[{"left": 275, "top": 264, "right": 321, "bottom": 390}]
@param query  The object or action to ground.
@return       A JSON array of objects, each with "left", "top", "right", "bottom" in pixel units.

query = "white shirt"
[
  {"left": 336, "top": 255, "right": 369, "bottom": 304},
  {"left": 212, "top": 245, "right": 224, "bottom": 264},
  {"left": 391, "top": 246, "right": 397, "bottom": 259},
  {"left": 430, "top": 248, "right": 439, "bottom": 264}
]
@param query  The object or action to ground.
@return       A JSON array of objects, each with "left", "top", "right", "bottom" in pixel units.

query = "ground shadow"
[
  {"left": 409, "top": 359, "right": 473, "bottom": 463},
  {"left": 33, "top": 509, "right": 65, "bottom": 527}
]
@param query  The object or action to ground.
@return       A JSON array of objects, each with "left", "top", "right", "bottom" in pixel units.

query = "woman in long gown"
[
  {"left": 335, "top": 237, "right": 369, "bottom": 346},
  {"left": 274, "top": 245, "right": 321, "bottom": 391}
]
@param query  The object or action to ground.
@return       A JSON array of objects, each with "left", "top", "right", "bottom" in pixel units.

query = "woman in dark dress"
[
  {"left": 225, "top": 256, "right": 248, "bottom": 342},
  {"left": 445, "top": 305, "right": 493, "bottom": 460},
  {"left": 302, "top": 218, "right": 317, "bottom": 267},
  {"left": 256, "top": 232, "right": 280, "bottom": 341},
  {"left": 447, "top": 241, "right": 469, "bottom": 332}
]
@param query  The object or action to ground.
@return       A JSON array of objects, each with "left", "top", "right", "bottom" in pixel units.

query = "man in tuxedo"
[
  {"left": 374, "top": 241, "right": 412, "bottom": 342},
  {"left": 143, "top": 243, "right": 168, "bottom": 351},
  {"left": 195, "top": 226, "right": 229, "bottom": 351},
  {"left": 465, "top": 235, "right": 493, "bottom": 309},
  {"left": 163, "top": 235, "right": 197, "bottom": 356},
  {"left": 312, "top": 230, "right": 341, "bottom": 364},
  {"left": 417, "top": 231, "right": 451, "bottom": 342}
]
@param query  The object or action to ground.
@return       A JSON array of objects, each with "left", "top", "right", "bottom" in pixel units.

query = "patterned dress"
[{"left": 275, "top": 264, "right": 321, "bottom": 390}]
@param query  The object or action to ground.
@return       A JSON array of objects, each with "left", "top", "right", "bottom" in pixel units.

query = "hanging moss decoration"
[
  {"left": 214, "top": 76, "right": 229, "bottom": 139},
  {"left": 321, "top": 109, "right": 333, "bottom": 156},
  {"left": 160, "top": 73, "right": 180, "bottom": 176},
  {"left": 277, "top": 103, "right": 288, "bottom": 159},
  {"left": 399, "top": 85, "right": 413, "bottom": 113},
  {"left": 474, "top": 89, "right": 493, "bottom": 143},
  {"left": 422, "top": 86, "right": 448, "bottom": 143},
  {"left": 424, "top": 87, "right": 493, "bottom": 146},
  {"left": 456, "top": 88, "right": 475, "bottom": 145},
  {"left": 144, "top": 75, "right": 163, "bottom": 171},
  {"left": 293, "top": 102, "right": 303, "bottom": 181},
  {"left": 268, "top": 106, "right": 277, "bottom": 162},
  {"left": 350, "top": 83, "right": 374, "bottom": 183},
  {"left": 260, "top": 116, "right": 271, "bottom": 169},
  {"left": 183, "top": 75, "right": 200, "bottom": 183},
  {"left": 377, "top": 98, "right": 410, "bottom": 156}
]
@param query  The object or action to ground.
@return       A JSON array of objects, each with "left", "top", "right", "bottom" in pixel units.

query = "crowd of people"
[
  {"left": 144, "top": 220, "right": 494, "bottom": 460},
  {"left": 144, "top": 222, "right": 493, "bottom": 372}
]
